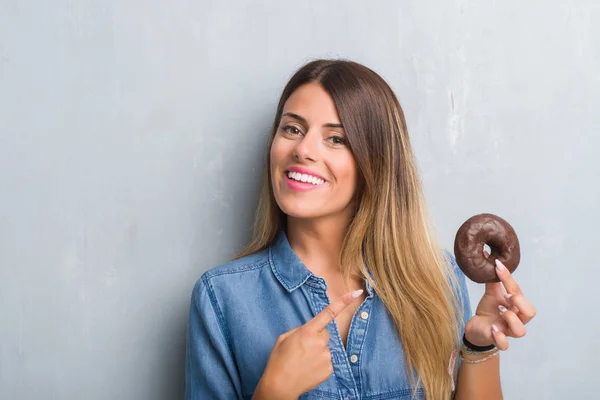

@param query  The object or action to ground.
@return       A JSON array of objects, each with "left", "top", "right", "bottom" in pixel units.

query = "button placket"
[
  {"left": 307, "top": 280, "right": 359, "bottom": 399},
  {"left": 345, "top": 295, "right": 373, "bottom": 396}
]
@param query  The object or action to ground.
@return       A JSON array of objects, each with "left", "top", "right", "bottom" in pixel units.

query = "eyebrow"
[{"left": 281, "top": 112, "right": 344, "bottom": 129}]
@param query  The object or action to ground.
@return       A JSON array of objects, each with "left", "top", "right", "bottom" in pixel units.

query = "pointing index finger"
[
  {"left": 305, "top": 289, "right": 363, "bottom": 332},
  {"left": 495, "top": 259, "right": 521, "bottom": 294}
]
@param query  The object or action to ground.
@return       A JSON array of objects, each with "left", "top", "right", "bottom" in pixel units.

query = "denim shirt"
[{"left": 185, "top": 231, "right": 472, "bottom": 400}]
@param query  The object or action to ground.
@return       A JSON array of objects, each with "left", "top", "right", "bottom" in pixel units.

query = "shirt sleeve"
[
  {"left": 445, "top": 250, "right": 473, "bottom": 331},
  {"left": 185, "top": 276, "right": 243, "bottom": 400},
  {"left": 444, "top": 250, "right": 473, "bottom": 392}
]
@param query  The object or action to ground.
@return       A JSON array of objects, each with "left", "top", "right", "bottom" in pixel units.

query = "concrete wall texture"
[{"left": 1, "top": 1, "right": 598, "bottom": 399}]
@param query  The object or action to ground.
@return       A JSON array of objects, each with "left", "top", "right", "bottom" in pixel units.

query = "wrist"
[
  {"left": 460, "top": 343, "right": 497, "bottom": 359},
  {"left": 459, "top": 333, "right": 499, "bottom": 365},
  {"left": 459, "top": 344, "right": 500, "bottom": 364},
  {"left": 462, "top": 333, "right": 495, "bottom": 351}
]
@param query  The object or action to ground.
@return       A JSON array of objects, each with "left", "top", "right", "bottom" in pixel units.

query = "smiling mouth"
[{"left": 285, "top": 170, "right": 326, "bottom": 185}]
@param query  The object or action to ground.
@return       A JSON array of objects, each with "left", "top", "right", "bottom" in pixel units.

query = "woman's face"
[{"left": 270, "top": 83, "right": 358, "bottom": 221}]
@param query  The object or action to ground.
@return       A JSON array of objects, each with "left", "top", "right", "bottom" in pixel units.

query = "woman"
[{"left": 185, "top": 59, "right": 536, "bottom": 399}]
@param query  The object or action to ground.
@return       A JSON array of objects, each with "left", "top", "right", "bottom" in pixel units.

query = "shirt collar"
[
  {"left": 269, "top": 230, "right": 376, "bottom": 295},
  {"left": 269, "top": 230, "right": 313, "bottom": 292}
]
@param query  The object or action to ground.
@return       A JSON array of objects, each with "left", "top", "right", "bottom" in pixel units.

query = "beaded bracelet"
[{"left": 459, "top": 348, "right": 500, "bottom": 364}]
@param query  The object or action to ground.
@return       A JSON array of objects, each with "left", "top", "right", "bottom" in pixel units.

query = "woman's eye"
[
  {"left": 281, "top": 125, "right": 302, "bottom": 135},
  {"left": 329, "top": 136, "right": 347, "bottom": 146}
]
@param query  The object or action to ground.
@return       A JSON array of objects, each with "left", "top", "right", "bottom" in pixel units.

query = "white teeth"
[{"left": 287, "top": 171, "right": 325, "bottom": 185}]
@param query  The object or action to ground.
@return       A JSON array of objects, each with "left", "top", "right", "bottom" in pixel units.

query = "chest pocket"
[
  {"left": 298, "top": 389, "right": 342, "bottom": 399},
  {"left": 297, "top": 387, "right": 425, "bottom": 400}
]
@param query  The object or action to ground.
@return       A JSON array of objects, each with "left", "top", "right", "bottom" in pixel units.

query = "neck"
[{"left": 285, "top": 214, "right": 350, "bottom": 277}]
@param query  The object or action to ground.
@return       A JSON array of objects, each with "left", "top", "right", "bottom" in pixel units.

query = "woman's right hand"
[{"left": 253, "top": 289, "right": 363, "bottom": 400}]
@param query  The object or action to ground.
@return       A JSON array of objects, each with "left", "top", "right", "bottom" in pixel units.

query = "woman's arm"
[
  {"left": 185, "top": 277, "right": 243, "bottom": 400},
  {"left": 446, "top": 250, "right": 502, "bottom": 399},
  {"left": 453, "top": 255, "right": 536, "bottom": 400},
  {"left": 454, "top": 352, "right": 502, "bottom": 400}
]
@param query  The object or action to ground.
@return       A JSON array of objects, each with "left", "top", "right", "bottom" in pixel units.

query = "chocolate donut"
[{"left": 453, "top": 213, "right": 520, "bottom": 283}]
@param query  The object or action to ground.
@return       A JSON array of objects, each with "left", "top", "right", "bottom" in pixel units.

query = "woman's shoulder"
[
  {"left": 202, "top": 247, "right": 270, "bottom": 279},
  {"left": 192, "top": 247, "right": 272, "bottom": 297}
]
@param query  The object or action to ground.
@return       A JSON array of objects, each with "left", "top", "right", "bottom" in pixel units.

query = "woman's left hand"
[{"left": 463, "top": 251, "right": 537, "bottom": 350}]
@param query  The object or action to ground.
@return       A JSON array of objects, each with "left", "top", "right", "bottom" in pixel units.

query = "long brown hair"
[{"left": 235, "top": 59, "right": 465, "bottom": 399}]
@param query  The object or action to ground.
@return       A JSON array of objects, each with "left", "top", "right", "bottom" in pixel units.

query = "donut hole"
[{"left": 483, "top": 244, "right": 491, "bottom": 257}]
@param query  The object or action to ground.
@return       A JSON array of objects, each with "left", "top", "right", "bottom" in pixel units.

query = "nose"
[{"left": 293, "top": 130, "right": 319, "bottom": 162}]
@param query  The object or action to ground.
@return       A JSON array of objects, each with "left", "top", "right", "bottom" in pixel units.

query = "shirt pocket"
[
  {"left": 298, "top": 388, "right": 342, "bottom": 399},
  {"left": 362, "top": 386, "right": 425, "bottom": 399}
]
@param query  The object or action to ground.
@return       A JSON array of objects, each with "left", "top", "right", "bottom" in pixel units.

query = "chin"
[{"left": 278, "top": 200, "right": 325, "bottom": 220}]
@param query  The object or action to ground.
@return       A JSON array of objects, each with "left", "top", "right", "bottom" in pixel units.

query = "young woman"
[{"left": 185, "top": 59, "right": 536, "bottom": 400}]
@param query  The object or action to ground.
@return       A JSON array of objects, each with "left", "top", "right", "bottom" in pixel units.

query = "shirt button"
[
  {"left": 350, "top": 354, "right": 358, "bottom": 363},
  {"left": 360, "top": 311, "right": 369, "bottom": 320}
]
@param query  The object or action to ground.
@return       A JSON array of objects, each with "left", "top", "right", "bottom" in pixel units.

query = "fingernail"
[
  {"left": 492, "top": 324, "right": 500, "bottom": 333},
  {"left": 503, "top": 293, "right": 513, "bottom": 301},
  {"left": 495, "top": 259, "right": 505, "bottom": 272},
  {"left": 351, "top": 289, "right": 364, "bottom": 299},
  {"left": 498, "top": 305, "right": 507, "bottom": 313}
]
